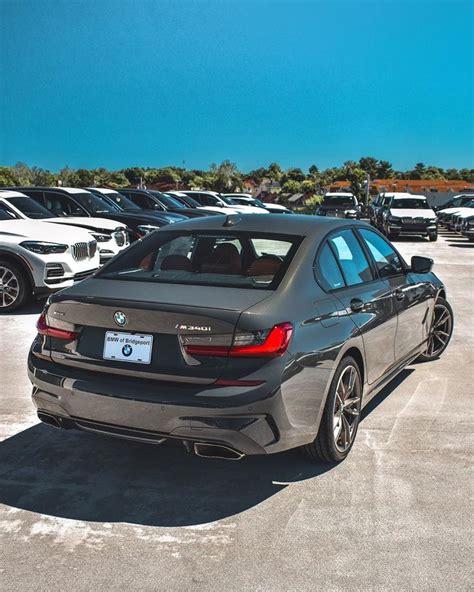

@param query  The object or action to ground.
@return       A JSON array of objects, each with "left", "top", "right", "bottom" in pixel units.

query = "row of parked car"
[
  {"left": 0, "top": 187, "right": 292, "bottom": 311},
  {"left": 368, "top": 191, "right": 474, "bottom": 242}
]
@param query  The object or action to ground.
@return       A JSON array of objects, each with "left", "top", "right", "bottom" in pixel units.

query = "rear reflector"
[
  {"left": 183, "top": 322, "right": 293, "bottom": 358},
  {"left": 36, "top": 312, "right": 79, "bottom": 341}
]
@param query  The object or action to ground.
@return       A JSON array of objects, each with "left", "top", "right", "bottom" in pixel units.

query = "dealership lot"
[{"left": 0, "top": 229, "right": 472, "bottom": 591}]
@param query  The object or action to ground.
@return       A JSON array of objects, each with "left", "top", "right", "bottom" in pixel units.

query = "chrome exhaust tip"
[
  {"left": 37, "top": 411, "right": 63, "bottom": 429},
  {"left": 193, "top": 442, "right": 245, "bottom": 461}
]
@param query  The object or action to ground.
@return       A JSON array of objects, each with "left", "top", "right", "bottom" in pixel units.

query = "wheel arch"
[
  {"left": 343, "top": 346, "right": 365, "bottom": 386},
  {"left": 0, "top": 250, "right": 34, "bottom": 293}
]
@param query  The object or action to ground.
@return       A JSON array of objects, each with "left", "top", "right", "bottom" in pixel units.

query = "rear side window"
[
  {"left": 328, "top": 230, "right": 373, "bottom": 286},
  {"left": 98, "top": 230, "right": 302, "bottom": 290},
  {"left": 315, "top": 243, "right": 345, "bottom": 290},
  {"left": 358, "top": 229, "right": 403, "bottom": 278}
]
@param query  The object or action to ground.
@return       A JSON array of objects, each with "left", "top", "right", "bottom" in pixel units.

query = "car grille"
[
  {"left": 71, "top": 240, "right": 97, "bottom": 261},
  {"left": 114, "top": 230, "right": 127, "bottom": 247},
  {"left": 401, "top": 217, "right": 427, "bottom": 225}
]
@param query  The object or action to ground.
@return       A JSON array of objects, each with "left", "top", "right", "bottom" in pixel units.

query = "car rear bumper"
[{"left": 28, "top": 353, "right": 309, "bottom": 456}]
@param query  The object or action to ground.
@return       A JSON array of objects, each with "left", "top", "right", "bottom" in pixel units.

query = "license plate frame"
[{"left": 103, "top": 331, "right": 153, "bottom": 364}]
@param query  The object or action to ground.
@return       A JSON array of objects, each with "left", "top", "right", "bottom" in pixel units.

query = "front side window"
[
  {"left": 44, "top": 192, "right": 86, "bottom": 216},
  {"left": 0, "top": 203, "right": 19, "bottom": 220},
  {"left": 328, "top": 230, "right": 373, "bottom": 286},
  {"left": 72, "top": 192, "right": 117, "bottom": 214},
  {"left": 359, "top": 229, "right": 403, "bottom": 278},
  {"left": 6, "top": 196, "right": 52, "bottom": 219},
  {"left": 98, "top": 231, "right": 302, "bottom": 290}
]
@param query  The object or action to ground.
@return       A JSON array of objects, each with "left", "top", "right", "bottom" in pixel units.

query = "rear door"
[{"left": 321, "top": 228, "right": 397, "bottom": 384}]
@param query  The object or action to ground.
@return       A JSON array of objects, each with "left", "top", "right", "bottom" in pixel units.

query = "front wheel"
[
  {"left": 417, "top": 297, "right": 453, "bottom": 362},
  {"left": 303, "top": 356, "right": 362, "bottom": 463},
  {"left": 429, "top": 232, "right": 438, "bottom": 242},
  {"left": 0, "top": 260, "right": 29, "bottom": 312}
]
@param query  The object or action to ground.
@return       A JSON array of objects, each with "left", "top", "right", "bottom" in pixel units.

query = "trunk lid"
[{"left": 45, "top": 278, "right": 271, "bottom": 383}]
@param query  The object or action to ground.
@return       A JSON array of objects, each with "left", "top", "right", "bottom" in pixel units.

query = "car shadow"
[
  {"left": 2, "top": 298, "right": 45, "bottom": 316},
  {"left": 0, "top": 369, "right": 413, "bottom": 527}
]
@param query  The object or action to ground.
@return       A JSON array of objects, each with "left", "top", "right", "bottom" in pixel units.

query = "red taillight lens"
[
  {"left": 183, "top": 322, "right": 293, "bottom": 358},
  {"left": 36, "top": 312, "right": 79, "bottom": 341}
]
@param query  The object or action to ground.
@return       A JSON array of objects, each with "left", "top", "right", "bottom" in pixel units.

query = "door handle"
[
  {"left": 394, "top": 289, "right": 405, "bottom": 301},
  {"left": 350, "top": 298, "right": 365, "bottom": 312}
]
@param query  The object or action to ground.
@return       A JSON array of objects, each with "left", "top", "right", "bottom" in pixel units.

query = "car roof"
[
  {"left": 0, "top": 190, "right": 29, "bottom": 199},
  {"left": 324, "top": 192, "right": 355, "bottom": 197},
  {"left": 10, "top": 186, "right": 91, "bottom": 194},
  {"left": 87, "top": 187, "right": 118, "bottom": 194},
  {"left": 390, "top": 194, "right": 426, "bottom": 200},
  {"left": 160, "top": 213, "right": 368, "bottom": 237}
]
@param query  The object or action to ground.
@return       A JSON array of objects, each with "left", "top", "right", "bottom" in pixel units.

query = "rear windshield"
[
  {"left": 323, "top": 195, "right": 356, "bottom": 206},
  {"left": 391, "top": 198, "right": 429, "bottom": 209},
  {"left": 98, "top": 230, "right": 302, "bottom": 290}
]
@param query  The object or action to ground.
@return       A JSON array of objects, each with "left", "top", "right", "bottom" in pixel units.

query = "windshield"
[
  {"left": 173, "top": 194, "right": 200, "bottom": 208},
  {"left": 0, "top": 204, "right": 20, "bottom": 220},
  {"left": 219, "top": 196, "right": 237, "bottom": 206},
  {"left": 149, "top": 191, "right": 184, "bottom": 209},
  {"left": 391, "top": 198, "right": 430, "bottom": 209},
  {"left": 73, "top": 192, "right": 118, "bottom": 214},
  {"left": 103, "top": 191, "right": 140, "bottom": 211},
  {"left": 6, "top": 196, "right": 53, "bottom": 219},
  {"left": 98, "top": 230, "right": 302, "bottom": 290},
  {"left": 323, "top": 195, "right": 356, "bottom": 206}
]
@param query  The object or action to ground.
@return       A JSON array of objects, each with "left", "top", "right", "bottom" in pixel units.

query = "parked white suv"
[
  {"left": 0, "top": 203, "right": 100, "bottom": 311},
  {"left": 0, "top": 191, "right": 128, "bottom": 264},
  {"left": 179, "top": 191, "right": 269, "bottom": 214},
  {"left": 381, "top": 193, "right": 438, "bottom": 241}
]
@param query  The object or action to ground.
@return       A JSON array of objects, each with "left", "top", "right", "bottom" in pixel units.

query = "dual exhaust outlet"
[{"left": 37, "top": 412, "right": 245, "bottom": 461}]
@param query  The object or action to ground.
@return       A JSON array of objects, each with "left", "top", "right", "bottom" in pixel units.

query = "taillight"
[
  {"left": 182, "top": 322, "right": 293, "bottom": 358},
  {"left": 36, "top": 312, "right": 79, "bottom": 341}
]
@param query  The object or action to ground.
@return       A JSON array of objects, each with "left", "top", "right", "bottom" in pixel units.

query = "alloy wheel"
[
  {"left": 425, "top": 303, "right": 453, "bottom": 358},
  {"left": 332, "top": 365, "right": 362, "bottom": 452},
  {"left": 0, "top": 266, "right": 20, "bottom": 309}
]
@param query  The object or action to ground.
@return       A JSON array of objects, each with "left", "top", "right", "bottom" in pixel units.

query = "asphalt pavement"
[{"left": 0, "top": 228, "right": 472, "bottom": 591}]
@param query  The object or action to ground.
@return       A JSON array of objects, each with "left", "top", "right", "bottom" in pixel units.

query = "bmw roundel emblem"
[
  {"left": 114, "top": 311, "right": 127, "bottom": 327},
  {"left": 122, "top": 344, "right": 133, "bottom": 357}
]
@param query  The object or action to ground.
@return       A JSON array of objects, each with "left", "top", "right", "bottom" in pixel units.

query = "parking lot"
[{"left": 0, "top": 228, "right": 472, "bottom": 591}]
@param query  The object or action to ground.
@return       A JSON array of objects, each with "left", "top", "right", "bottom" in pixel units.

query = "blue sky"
[{"left": 0, "top": 0, "right": 472, "bottom": 171}]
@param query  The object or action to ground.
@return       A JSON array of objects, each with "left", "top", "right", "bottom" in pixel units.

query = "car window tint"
[
  {"left": 316, "top": 242, "right": 345, "bottom": 290},
  {"left": 44, "top": 192, "right": 85, "bottom": 216},
  {"left": 359, "top": 229, "right": 403, "bottom": 278},
  {"left": 329, "top": 230, "right": 373, "bottom": 286}
]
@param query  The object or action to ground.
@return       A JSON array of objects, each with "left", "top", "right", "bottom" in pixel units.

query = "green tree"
[
  {"left": 376, "top": 160, "right": 394, "bottom": 178},
  {"left": 31, "top": 167, "right": 56, "bottom": 186},
  {"left": 340, "top": 161, "right": 367, "bottom": 199},
  {"left": 13, "top": 162, "right": 33, "bottom": 185},
  {"left": 358, "top": 157, "right": 379, "bottom": 178},
  {"left": 0, "top": 167, "right": 18, "bottom": 187},
  {"left": 209, "top": 160, "right": 242, "bottom": 192}
]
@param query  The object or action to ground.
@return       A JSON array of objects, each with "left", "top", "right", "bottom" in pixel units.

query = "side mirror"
[{"left": 411, "top": 255, "right": 433, "bottom": 273}]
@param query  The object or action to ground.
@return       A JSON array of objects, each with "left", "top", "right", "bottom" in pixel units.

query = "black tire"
[
  {"left": 417, "top": 297, "right": 453, "bottom": 362},
  {"left": 0, "top": 259, "right": 29, "bottom": 312},
  {"left": 429, "top": 232, "right": 438, "bottom": 242},
  {"left": 303, "top": 356, "right": 362, "bottom": 463}
]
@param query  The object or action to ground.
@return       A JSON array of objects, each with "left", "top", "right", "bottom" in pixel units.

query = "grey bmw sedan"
[{"left": 28, "top": 214, "right": 453, "bottom": 463}]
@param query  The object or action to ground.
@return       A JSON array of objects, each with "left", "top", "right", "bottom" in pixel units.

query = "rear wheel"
[
  {"left": 303, "top": 356, "right": 362, "bottom": 463},
  {"left": 429, "top": 232, "right": 438, "bottom": 242},
  {"left": 0, "top": 260, "right": 29, "bottom": 312},
  {"left": 417, "top": 297, "right": 453, "bottom": 361}
]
